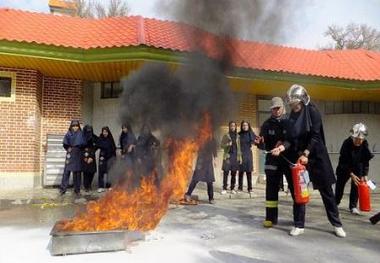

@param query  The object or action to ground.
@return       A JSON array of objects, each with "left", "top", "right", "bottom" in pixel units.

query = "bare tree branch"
[
  {"left": 73, "top": 0, "right": 129, "bottom": 19},
  {"left": 322, "top": 23, "right": 380, "bottom": 51}
]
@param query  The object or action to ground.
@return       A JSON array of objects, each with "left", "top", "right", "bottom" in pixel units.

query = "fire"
[{"left": 59, "top": 114, "right": 212, "bottom": 232}]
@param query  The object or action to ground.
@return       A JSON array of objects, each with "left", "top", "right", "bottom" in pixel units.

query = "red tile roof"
[{"left": 1, "top": 8, "right": 380, "bottom": 82}]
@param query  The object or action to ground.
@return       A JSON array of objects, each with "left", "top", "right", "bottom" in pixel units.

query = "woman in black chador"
[
  {"left": 60, "top": 120, "right": 85, "bottom": 196},
  {"left": 97, "top": 126, "right": 116, "bottom": 192},
  {"left": 119, "top": 123, "right": 137, "bottom": 167},
  {"left": 335, "top": 123, "right": 374, "bottom": 215},
  {"left": 82, "top": 125, "right": 98, "bottom": 192},
  {"left": 238, "top": 121, "right": 260, "bottom": 193},
  {"left": 271, "top": 84, "right": 346, "bottom": 238},
  {"left": 185, "top": 137, "right": 217, "bottom": 204},
  {"left": 220, "top": 121, "right": 241, "bottom": 194},
  {"left": 135, "top": 124, "right": 161, "bottom": 178}
]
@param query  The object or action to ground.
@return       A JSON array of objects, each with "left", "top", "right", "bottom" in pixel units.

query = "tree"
[
  {"left": 74, "top": 0, "right": 129, "bottom": 19},
  {"left": 322, "top": 23, "right": 380, "bottom": 51}
]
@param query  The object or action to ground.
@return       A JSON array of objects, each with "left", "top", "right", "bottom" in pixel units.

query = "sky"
[{"left": 1, "top": 0, "right": 380, "bottom": 50}]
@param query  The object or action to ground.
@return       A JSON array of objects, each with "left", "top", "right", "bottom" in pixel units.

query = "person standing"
[
  {"left": 135, "top": 124, "right": 161, "bottom": 178},
  {"left": 185, "top": 137, "right": 217, "bottom": 204},
  {"left": 335, "top": 123, "right": 374, "bottom": 215},
  {"left": 258, "top": 97, "right": 287, "bottom": 228},
  {"left": 220, "top": 121, "right": 241, "bottom": 195},
  {"left": 82, "top": 125, "right": 98, "bottom": 192},
  {"left": 271, "top": 84, "right": 346, "bottom": 238},
  {"left": 60, "top": 120, "right": 85, "bottom": 196},
  {"left": 97, "top": 126, "right": 116, "bottom": 192},
  {"left": 119, "top": 123, "right": 137, "bottom": 167},
  {"left": 238, "top": 121, "right": 260, "bottom": 193}
]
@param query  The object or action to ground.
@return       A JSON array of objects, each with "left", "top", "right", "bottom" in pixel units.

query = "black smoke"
[{"left": 114, "top": 0, "right": 303, "bottom": 186}]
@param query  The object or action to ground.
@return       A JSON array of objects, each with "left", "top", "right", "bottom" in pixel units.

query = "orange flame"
[{"left": 59, "top": 113, "right": 212, "bottom": 232}]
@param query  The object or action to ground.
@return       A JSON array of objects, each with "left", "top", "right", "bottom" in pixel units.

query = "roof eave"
[{"left": 0, "top": 40, "right": 380, "bottom": 89}]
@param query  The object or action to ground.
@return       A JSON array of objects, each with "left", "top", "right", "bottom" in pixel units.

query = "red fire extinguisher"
[
  {"left": 358, "top": 181, "right": 371, "bottom": 212},
  {"left": 291, "top": 161, "right": 310, "bottom": 204}
]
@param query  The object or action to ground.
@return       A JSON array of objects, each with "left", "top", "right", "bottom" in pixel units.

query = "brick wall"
[
  {"left": 0, "top": 67, "right": 42, "bottom": 172},
  {"left": 237, "top": 92, "right": 257, "bottom": 128},
  {"left": 0, "top": 66, "right": 83, "bottom": 184},
  {"left": 40, "top": 76, "right": 83, "bottom": 172}
]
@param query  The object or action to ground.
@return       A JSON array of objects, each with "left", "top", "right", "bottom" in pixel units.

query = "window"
[
  {"left": 325, "top": 100, "right": 380, "bottom": 114},
  {"left": 0, "top": 72, "right": 16, "bottom": 102},
  {"left": 101, "top": 81, "right": 122, "bottom": 99}
]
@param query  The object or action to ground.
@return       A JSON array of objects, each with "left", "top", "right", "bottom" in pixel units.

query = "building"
[
  {"left": 1, "top": 8, "right": 380, "bottom": 190},
  {"left": 48, "top": 0, "right": 77, "bottom": 16}
]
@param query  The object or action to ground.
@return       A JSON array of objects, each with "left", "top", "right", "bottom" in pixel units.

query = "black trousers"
[
  {"left": 335, "top": 173, "right": 360, "bottom": 210},
  {"left": 284, "top": 168, "right": 342, "bottom": 228},
  {"left": 238, "top": 172, "right": 252, "bottom": 191},
  {"left": 223, "top": 170, "right": 237, "bottom": 190},
  {"left": 83, "top": 172, "right": 95, "bottom": 190},
  {"left": 186, "top": 179, "right": 214, "bottom": 201},
  {"left": 60, "top": 170, "right": 81, "bottom": 194},
  {"left": 98, "top": 171, "right": 110, "bottom": 188},
  {"left": 265, "top": 168, "right": 284, "bottom": 223}
]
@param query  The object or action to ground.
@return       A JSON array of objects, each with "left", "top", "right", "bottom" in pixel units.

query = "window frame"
[
  {"left": 0, "top": 71, "right": 16, "bottom": 102},
  {"left": 100, "top": 81, "right": 122, "bottom": 99}
]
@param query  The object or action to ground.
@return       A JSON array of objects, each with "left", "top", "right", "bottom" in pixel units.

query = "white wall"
[{"left": 92, "top": 83, "right": 123, "bottom": 146}]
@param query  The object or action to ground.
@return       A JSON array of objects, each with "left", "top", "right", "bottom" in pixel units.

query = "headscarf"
[
  {"left": 228, "top": 121, "right": 237, "bottom": 141},
  {"left": 83, "top": 125, "right": 97, "bottom": 145},
  {"left": 99, "top": 126, "right": 116, "bottom": 152},
  {"left": 63, "top": 120, "right": 84, "bottom": 147},
  {"left": 289, "top": 102, "right": 326, "bottom": 145}
]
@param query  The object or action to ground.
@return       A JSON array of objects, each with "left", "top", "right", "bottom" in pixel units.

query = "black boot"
[{"left": 369, "top": 212, "right": 380, "bottom": 225}]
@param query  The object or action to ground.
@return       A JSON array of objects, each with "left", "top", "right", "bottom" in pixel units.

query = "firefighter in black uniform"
[
  {"left": 335, "top": 123, "right": 374, "bottom": 215},
  {"left": 272, "top": 84, "right": 346, "bottom": 238},
  {"left": 258, "top": 97, "right": 287, "bottom": 228}
]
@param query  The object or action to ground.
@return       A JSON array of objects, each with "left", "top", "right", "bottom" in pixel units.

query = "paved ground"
[{"left": 0, "top": 185, "right": 379, "bottom": 263}]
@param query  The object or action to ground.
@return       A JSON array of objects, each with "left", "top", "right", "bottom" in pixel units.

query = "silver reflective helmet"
[
  {"left": 286, "top": 84, "right": 310, "bottom": 105},
  {"left": 350, "top": 123, "right": 368, "bottom": 139}
]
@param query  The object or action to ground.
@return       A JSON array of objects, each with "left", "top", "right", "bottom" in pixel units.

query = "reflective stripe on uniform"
[
  {"left": 265, "top": 165, "right": 278, "bottom": 171},
  {"left": 266, "top": 200, "right": 278, "bottom": 208}
]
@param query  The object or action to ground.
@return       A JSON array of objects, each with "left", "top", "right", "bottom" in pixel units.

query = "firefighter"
[
  {"left": 271, "top": 84, "right": 346, "bottom": 238},
  {"left": 335, "top": 123, "right": 374, "bottom": 215},
  {"left": 258, "top": 97, "right": 287, "bottom": 228}
]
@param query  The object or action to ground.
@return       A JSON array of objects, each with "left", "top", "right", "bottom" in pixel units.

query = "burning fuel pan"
[{"left": 49, "top": 221, "right": 145, "bottom": 256}]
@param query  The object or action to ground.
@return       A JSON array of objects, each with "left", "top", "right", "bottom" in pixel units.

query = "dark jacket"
[
  {"left": 284, "top": 103, "right": 335, "bottom": 189},
  {"left": 221, "top": 131, "right": 241, "bottom": 172},
  {"left": 259, "top": 116, "right": 287, "bottom": 168},
  {"left": 63, "top": 130, "right": 85, "bottom": 172},
  {"left": 120, "top": 131, "right": 137, "bottom": 164},
  {"left": 336, "top": 137, "right": 374, "bottom": 177},
  {"left": 97, "top": 135, "right": 116, "bottom": 174},
  {"left": 82, "top": 129, "right": 98, "bottom": 174},
  {"left": 239, "top": 130, "right": 256, "bottom": 173},
  {"left": 192, "top": 139, "right": 217, "bottom": 182},
  {"left": 135, "top": 133, "right": 160, "bottom": 176}
]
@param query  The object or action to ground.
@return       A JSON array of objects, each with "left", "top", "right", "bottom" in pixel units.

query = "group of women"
[
  {"left": 60, "top": 123, "right": 117, "bottom": 195},
  {"left": 60, "top": 120, "right": 161, "bottom": 195}
]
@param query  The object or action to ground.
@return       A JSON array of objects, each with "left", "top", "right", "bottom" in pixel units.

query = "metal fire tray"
[{"left": 49, "top": 220, "right": 145, "bottom": 256}]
